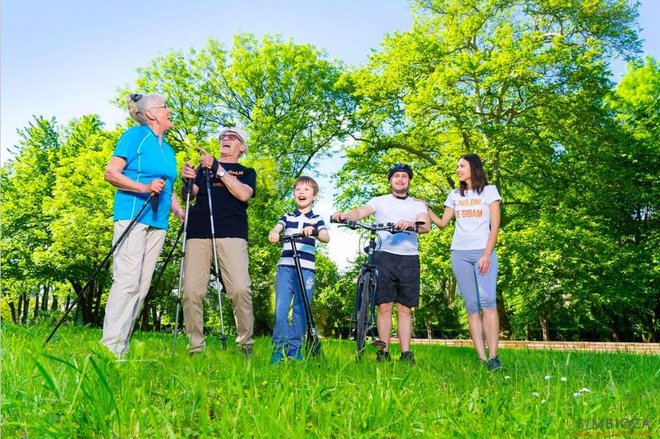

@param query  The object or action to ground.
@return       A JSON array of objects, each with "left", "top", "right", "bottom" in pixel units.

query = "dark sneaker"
[
  {"left": 240, "top": 345, "right": 253, "bottom": 358},
  {"left": 270, "top": 350, "right": 285, "bottom": 365},
  {"left": 400, "top": 351, "right": 416, "bottom": 365},
  {"left": 376, "top": 350, "right": 392, "bottom": 363},
  {"left": 287, "top": 346, "right": 303, "bottom": 361},
  {"left": 488, "top": 356, "right": 502, "bottom": 371}
]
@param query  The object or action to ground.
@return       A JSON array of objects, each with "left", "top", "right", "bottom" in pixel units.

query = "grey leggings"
[{"left": 451, "top": 249, "right": 498, "bottom": 315}]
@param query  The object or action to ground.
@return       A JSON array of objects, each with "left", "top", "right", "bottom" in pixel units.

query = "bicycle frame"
[{"left": 336, "top": 221, "right": 403, "bottom": 356}]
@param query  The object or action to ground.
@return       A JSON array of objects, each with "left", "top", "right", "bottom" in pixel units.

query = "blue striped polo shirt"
[{"left": 277, "top": 209, "right": 326, "bottom": 272}]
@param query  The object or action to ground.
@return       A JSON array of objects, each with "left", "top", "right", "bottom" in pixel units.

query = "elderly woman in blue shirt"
[{"left": 100, "top": 93, "right": 184, "bottom": 358}]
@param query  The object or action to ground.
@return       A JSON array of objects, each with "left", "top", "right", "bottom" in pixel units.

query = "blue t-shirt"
[{"left": 112, "top": 125, "right": 178, "bottom": 230}]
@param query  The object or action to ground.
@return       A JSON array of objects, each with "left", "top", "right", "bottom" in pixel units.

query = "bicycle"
[{"left": 333, "top": 220, "right": 419, "bottom": 357}]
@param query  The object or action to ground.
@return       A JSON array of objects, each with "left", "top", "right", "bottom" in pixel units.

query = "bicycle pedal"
[{"left": 372, "top": 340, "right": 387, "bottom": 350}]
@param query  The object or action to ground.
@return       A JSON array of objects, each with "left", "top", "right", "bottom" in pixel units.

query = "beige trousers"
[
  {"left": 183, "top": 238, "right": 253, "bottom": 352},
  {"left": 100, "top": 221, "right": 166, "bottom": 357}
]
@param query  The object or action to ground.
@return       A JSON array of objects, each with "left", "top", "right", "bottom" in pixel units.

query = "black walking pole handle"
[{"left": 151, "top": 176, "right": 167, "bottom": 212}]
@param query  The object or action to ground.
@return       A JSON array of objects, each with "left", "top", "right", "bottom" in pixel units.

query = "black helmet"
[{"left": 388, "top": 163, "right": 413, "bottom": 180}]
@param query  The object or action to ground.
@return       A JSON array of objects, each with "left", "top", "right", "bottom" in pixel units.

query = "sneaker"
[
  {"left": 399, "top": 351, "right": 416, "bottom": 365},
  {"left": 240, "top": 345, "right": 253, "bottom": 358},
  {"left": 270, "top": 351, "right": 285, "bottom": 365},
  {"left": 488, "top": 356, "right": 502, "bottom": 371},
  {"left": 376, "top": 350, "right": 392, "bottom": 363},
  {"left": 287, "top": 346, "right": 303, "bottom": 361}
]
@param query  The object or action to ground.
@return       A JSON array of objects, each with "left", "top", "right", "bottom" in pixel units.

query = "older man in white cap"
[{"left": 180, "top": 127, "right": 256, "bottom": 356}]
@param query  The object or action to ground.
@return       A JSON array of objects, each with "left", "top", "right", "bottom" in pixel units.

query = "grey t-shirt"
[
  {"left": 445, "top": 185, "right": 501, "bottom": 250},
  {"left": 367, "top": 194, "right": 427, "bottom": 256}
]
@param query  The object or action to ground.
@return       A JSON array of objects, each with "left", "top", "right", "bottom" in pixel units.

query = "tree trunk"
[
  {"left": 51, "top": 294, "right": 59, "bottom": 312},
  {"left": 33, "top": 293, "right": 40, "bottom": 319},
  {"left": 93, "top": 283, "right": 103, "bottom": 326},
  {"left": 8, "top": 301, "right": 17, "bottom": 324},
  {"left": 540, "top": 316, "right": 549, "bottom": 341},
  {"left": 140, "top": 302, "right": 150, "bottom": 331},
  {"left": 42, "top": 285, "right": 49, "bottom": 311},
  {"left": 151, "top": 306, "right": 161, "bottom": 331},
  {"left": 496, "top": 290, "right": 511, "bottom": 337},
  {"left": 21, "top": 293, "right": 29, "bottom": 324},
  {"left": 425, "top": 320, "right": 432, "bottom": 339}
]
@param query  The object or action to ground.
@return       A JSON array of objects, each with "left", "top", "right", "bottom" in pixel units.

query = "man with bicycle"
[{"left": 332, "top": 164, "right": 430, "bottom": 364}]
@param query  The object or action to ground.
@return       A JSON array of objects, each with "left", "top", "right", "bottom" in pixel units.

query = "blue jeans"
[{"left": 272, "top": 266, "right": 315, "bottom": 350}]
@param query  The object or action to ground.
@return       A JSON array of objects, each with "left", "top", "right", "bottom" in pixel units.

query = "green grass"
[{"left": 2, "top": 324, "right": 658, "bottom": 438}]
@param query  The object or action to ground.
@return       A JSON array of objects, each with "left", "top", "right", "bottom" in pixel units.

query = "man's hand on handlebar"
[
  {"left": 331, "top": 212, "right": 346, "bottom": 223},
  {"left": 394, "top": 219, "right": 416, "bottom": 231}
]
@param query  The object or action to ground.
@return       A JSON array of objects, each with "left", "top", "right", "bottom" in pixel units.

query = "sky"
[{"left": 2, "top": 0, "right": 659, "bottom": 269}]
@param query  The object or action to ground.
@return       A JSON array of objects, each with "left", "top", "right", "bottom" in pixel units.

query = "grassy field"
[{"left": 2, "top": 324, "right": 658, "bottom": 438}]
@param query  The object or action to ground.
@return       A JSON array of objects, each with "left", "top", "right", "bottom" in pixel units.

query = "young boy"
[{"left": 267, "top": 176, "right": 330, "bottom": 363}]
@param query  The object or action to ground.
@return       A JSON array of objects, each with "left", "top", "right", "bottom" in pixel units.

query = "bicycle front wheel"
[{"left": 355, "top": 271, "right": 372, "bottom": 355}]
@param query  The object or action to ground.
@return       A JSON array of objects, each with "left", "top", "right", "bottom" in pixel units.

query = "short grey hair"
[{"left": 125, "top": 93, "right": 166, "bottom": 125}]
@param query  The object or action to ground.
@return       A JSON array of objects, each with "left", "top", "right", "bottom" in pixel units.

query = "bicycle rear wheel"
[{"left": 355, "top": 271, "right": 372, "bottom": 356}]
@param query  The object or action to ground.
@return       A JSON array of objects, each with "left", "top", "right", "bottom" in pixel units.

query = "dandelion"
[
  {"left": 579, "top": 388, "right": 590, "bottom": 393},
  {"left": 544, "top": 375, "right": 551, "bottom": 380},
  {"left": 504, "top": 376, "right": 511, "bottom": 380},
  {"left": 532, "top": 392, "right": 540, "bottom": 397},
  {"left": 560, "top": 376, "right": 567, "bottom": 382},
  {"left": 541, "top": 399, "right": 546, "bottom": 404},
  {"left": 573, "top": 392, "right": 581, "bottom": 398}
]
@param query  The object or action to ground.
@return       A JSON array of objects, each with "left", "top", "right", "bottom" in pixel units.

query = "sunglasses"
[
  {"left": 130, "top": 93, "right": 143, "bottom": 102},
  {"left": 220, "top": 134, "right": 240, "bottom": 141}
]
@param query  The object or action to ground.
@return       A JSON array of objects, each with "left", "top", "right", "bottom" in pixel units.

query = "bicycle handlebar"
[{"left": 330, "top": 218, "right": 421, "bottom": 234}]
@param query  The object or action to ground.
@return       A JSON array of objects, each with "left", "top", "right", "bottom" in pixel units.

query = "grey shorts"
[{"left": 451, "top": 249, "right": 498, "bottom": 314}]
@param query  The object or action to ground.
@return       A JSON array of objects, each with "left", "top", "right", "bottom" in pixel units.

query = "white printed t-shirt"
[
  {"left": 444, "top": 185, "right": 501, "bottom": 251},
  {"left": 366, "top": 194, "right": 427, "bottom": 256}
]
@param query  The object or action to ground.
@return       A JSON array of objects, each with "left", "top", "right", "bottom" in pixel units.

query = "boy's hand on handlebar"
[
  {"left": 268, "top": 229, "right": 280, "bottom": 243},
  {"left": 301, "top": 226, "right": 316, "bottom": 237}
]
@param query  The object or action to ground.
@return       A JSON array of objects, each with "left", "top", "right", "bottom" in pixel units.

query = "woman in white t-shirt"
[{"left": 428, "top": 154, "right": 503, "bottom": 371}]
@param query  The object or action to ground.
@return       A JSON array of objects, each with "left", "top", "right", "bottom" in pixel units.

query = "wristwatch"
[{"left": 217, "top": 168, "right": 227, "bottom": 178}]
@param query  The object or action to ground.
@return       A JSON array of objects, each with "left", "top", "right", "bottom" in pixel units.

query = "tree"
[
  {"left": 121, "top": 34, "right": 353, "bottom": 333},
  {"left": 1, "top": 117, "right": 61, "bottom": 323},
  {"left": 336, "top": 0, "right": 644, "bottom": 340}
]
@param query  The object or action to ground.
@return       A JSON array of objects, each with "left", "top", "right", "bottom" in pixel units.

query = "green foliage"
[
  {"left": 2, "top": 325, "right": 659, "bottom": 437},
  {"left": 334, "top": 0, "right": 656, "bottom": 341},
  {"left": 2, "top": 4, "right": 657, "bottom": 343}
]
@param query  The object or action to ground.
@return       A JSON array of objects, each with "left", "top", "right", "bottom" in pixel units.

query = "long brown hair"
[{"left": 459, "top": 154, "right": 488, "bottom": 196}]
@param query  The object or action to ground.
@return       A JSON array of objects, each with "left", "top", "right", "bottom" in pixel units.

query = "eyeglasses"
[{"left": 220, "top": 134, "right": 240, "bottom": 141}]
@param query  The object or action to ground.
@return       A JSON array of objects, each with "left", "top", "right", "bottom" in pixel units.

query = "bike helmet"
[{"left": 387, "top": 163, "right": 413, "bottom": 180}]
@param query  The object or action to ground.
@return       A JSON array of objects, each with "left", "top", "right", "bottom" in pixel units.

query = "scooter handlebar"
[{"left": 280, "top": 229, "right": 320, "bottom": 242}]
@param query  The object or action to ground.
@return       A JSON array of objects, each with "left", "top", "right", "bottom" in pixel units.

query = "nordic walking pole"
[
  {"left": 172, "top": 178, "right": 194, "bottom": 354},
  {"left": 203, "top": 167, "right": 228, "bottom": 350},
  {"left": 44, "top": 193, "right": 155, "bottom": 346}
]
